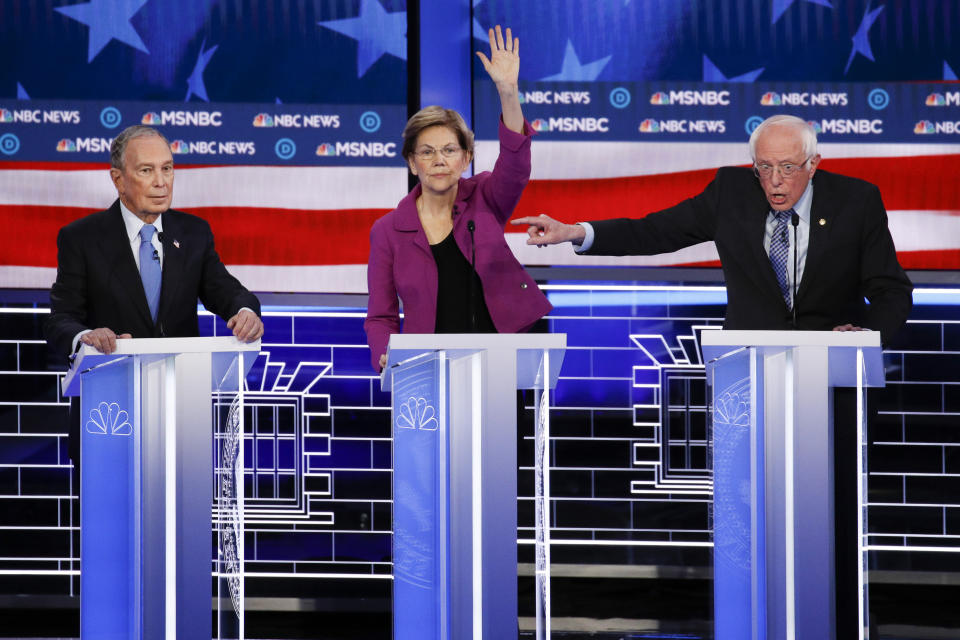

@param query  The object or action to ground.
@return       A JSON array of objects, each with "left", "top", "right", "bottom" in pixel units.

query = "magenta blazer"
[{"left": 364, "top": 119, "right": 553, "bottom": 371}]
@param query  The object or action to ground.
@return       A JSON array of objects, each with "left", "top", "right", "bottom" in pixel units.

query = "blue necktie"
[
  {"left": 139, "top": 224, "right": 161, "bottom": 322},
  {"left": 769, "top": 209, "right": 793, "bottom": 311}
]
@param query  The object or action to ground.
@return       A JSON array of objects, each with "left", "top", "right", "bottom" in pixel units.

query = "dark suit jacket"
[
  {"left": 45, "top": 200, "right": 261, "bottom": 467},
  {"left": 44, "top": 200, "right": 261, "bottom": 357},
  {"left": 364, "top": 119, "right": 552, "bottom": 371},
  {"left": 586, "top": 167, "right": 912, "bottom": 344}
]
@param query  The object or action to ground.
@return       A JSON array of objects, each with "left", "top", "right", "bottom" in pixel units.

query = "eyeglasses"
[
  {"left": 753, "top": 157, "right": 811, "bottom": 178},
  {"left": 414, "top": 145, "right": 462, "bottom": 161}
]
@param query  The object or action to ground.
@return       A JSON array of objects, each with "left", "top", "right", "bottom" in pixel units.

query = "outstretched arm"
[
  {"left": 476, "top": 25, "right": 523, "bottom": 134},
  {"left": 511, "top": 214, "right": 586, "bottom": 246}
]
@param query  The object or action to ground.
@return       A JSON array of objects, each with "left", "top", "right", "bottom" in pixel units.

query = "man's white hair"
[{"left": 748, "top": 114, "right": 818, "bottom": 161}]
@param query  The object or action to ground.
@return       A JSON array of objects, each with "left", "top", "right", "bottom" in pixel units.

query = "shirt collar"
[
  {"left": 792, "top": 180, "right": 813, "bottom": 223},
  {"left": 119, "top": 199, "right": 163, "bottom": 243},
  {"left": 770, "top": 180, "right": 813, "bottom": 223}
]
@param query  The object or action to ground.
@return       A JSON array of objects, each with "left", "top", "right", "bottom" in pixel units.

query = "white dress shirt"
[
  {"left": 120, "top": 200, "right": 164, "bottom": 269},
  {"left": 762, "top": 181, "right": 813, "bottom": 308}
]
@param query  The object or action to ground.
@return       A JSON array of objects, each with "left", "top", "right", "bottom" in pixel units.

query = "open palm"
[{"left": 476, "top": 25, "right": 519, "bottom": 87}]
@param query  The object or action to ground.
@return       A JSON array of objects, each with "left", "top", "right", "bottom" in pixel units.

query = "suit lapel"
[
  {"left": 393, "top": 184, "right": 432, "bottom": 258},
  {"left": 738, "top": 191, "right": 787, "bottom": 306},
  {"left": 157, "top": 211, "right": 185, "bottom": 326},
  {"left": 102, "top": 202, "right": 154, "bottom": 327},
  {"left": 797, "top": 174, "right": 832, "bottom": 300}
]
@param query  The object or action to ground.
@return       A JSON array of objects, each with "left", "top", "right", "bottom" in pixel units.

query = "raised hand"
[
  {"left": 475, "top": 25, "right": 519, "bottom": 89},
  {"left": 476, "top": 25, "right": 523, "bottom": 133}
]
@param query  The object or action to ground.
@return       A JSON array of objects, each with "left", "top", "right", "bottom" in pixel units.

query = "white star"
[
  {"left": 771, "top": 0, "right": 833, "bottom": 24},
  {"left": 702, "top": 55, "right": 764, "bottom": 82},
  {"left": 55, "top": 0, "right": 150, "bottom": 63},
  {"left": 540, "top": 40, "right": 610, "bottom": 82},
  {"left": 185, "top": 39, "right": 218, "bottom": 102},
  {"left": 844, "top": 3, "right": 884, "bottom": 75},
  {"left": 318, "top": 0, "right": 406, "bottom": 78},
  {"left": 945, "top": 61, "right": 958, "bottom": 81}
]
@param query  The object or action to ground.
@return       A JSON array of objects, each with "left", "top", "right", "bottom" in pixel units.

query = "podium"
[
  {"left": 381, "top": 333, "right": 566, "bottom": 640},
  {"left": 700, "top": 330, "right": 885, "bottom": 640},
  {"left": 62, "top": 336, "right": 260, "bottom": 640}
]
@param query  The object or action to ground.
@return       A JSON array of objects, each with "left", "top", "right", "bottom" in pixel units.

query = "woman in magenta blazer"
[{"left": 364, "top": 25, "right": 552, "bottom": 371}]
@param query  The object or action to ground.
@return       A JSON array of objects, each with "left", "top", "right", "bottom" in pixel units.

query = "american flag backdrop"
[
  {"left": 1, "top": 0, "right": 959, "bottom": 295},
  {"left": 470, "top": 0, "right": 960, "bottom": 273},
  {"left": 0, "top": 0, "right": 409, "bottom": 293}
]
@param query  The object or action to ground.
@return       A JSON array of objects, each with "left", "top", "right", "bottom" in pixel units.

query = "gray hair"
[
  {"left": 110, "top": 125, "right": 169, "bottom": 170},
  {"left": 748, "top": 115, "right": 818, "bottom": 161}
]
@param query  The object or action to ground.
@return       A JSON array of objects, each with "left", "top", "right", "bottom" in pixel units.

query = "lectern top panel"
[
  {"left": 386, "top": 333, "right": 566, "bottom": 352},
  {"left": 700, "top": 329, "right": 884, "bottom": 388},
  {"left": 382, "top": 333, "right": 567, "bottom": 392},
  {"left": 62, "top": 336, "right": 261, "bottom": 396},
  {"left": 76, "top": 336, "right": 262, "bottom": 357},
  {"left": 700, "top": 329, "right": 881, "bottom": 349}
]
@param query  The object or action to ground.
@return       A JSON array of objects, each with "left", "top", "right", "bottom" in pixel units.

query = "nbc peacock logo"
[
  {"left": 56, "top": 138, "right": 77, "bottom": 152},
  {"left": 760, "top": 92, "right": 782, "bottom": 106},
  {"left": 252, "top": 113, "right": 275, "bottom": 127},
  {"left": 925, "top": 93, "right": 946, "bottom": 107},
  {"left": 531, "top": 119, "right": 550, "bottom": 133},
  {"left": 639, "top": 119, "right": 660, "bottom": 133},
  {"left": 806, "top": 120, "right": 822, "bottom": 134},
  {"left": 0, "top": 109, "right": 12, "bottom": 123},
  {"left": 169, "top": 139, "right": 189, "bottom": 153},
  {"left": 141, "top": 112, "right": 161, "bottom": 125},
  {"left": 395, "top": 397, "right": 439, "bottom": 431},
  {"left": 85, "top": 401, "right": 132, "bottom": 436},
  {"left": 914, "top": 120, "right": 935, "bottom": 134},
  {"left": 315, "top": 143, "right": 336, "bottom": 156},
  {"left": 649, "top": 92, "right": 670, "bottom": 105}
]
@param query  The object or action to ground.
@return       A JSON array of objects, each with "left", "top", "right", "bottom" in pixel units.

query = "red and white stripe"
[
  {"left": 0, "top": 164, "right": 407, "bottom": 292},
  {"left": 490, "top": 141, "right": 960, "bottom": 272},
  {"left": 1, "top": 141, "right": 957, "bottom": 293}
]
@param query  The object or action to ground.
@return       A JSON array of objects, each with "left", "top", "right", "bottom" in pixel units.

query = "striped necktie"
[{"left": 769, "top": 209, "right": 793, "bottom": 310}]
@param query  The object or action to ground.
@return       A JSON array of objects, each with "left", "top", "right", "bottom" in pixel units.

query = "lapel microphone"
[
  {"left": 153, "top": 232, "right": 165, "bottom": 263},
  {"left": 467, "top": 219, "right": 476, "bottom": 332},
  {"left": 791, "top": 212, "right": 800, "bottom": 329}
]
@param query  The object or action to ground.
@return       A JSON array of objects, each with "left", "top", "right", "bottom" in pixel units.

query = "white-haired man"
[
  {"left": 514, "top": 114, "right": 912, "bottom": 637},
  {"left": 514, "top": 114, "right": 912, "bottom": 344},
  {"left": 45, "top": 124, "right": 264, "bottom": 473}
]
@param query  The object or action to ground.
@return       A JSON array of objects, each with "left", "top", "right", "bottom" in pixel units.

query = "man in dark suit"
[
  {"left": 45, "top": 124, "right": 263, "bottom": 356},
  {"left": 45, "top": 124, "right": 264, "bottom": 464},
  {"left": 514, "top": 114, "right": 912, "bottom": 637},
  {"left": 513, "top": 114, "right": 912, "bottom": 343}
]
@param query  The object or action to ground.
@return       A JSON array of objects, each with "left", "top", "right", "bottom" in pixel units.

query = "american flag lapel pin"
[{"left": 173, "top": 239, "right": 181, "bottom": 249}]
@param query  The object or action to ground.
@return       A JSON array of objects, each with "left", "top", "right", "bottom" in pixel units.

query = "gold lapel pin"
[{"left": 818, "top": 218, "right": 826, "bottom": 226}]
